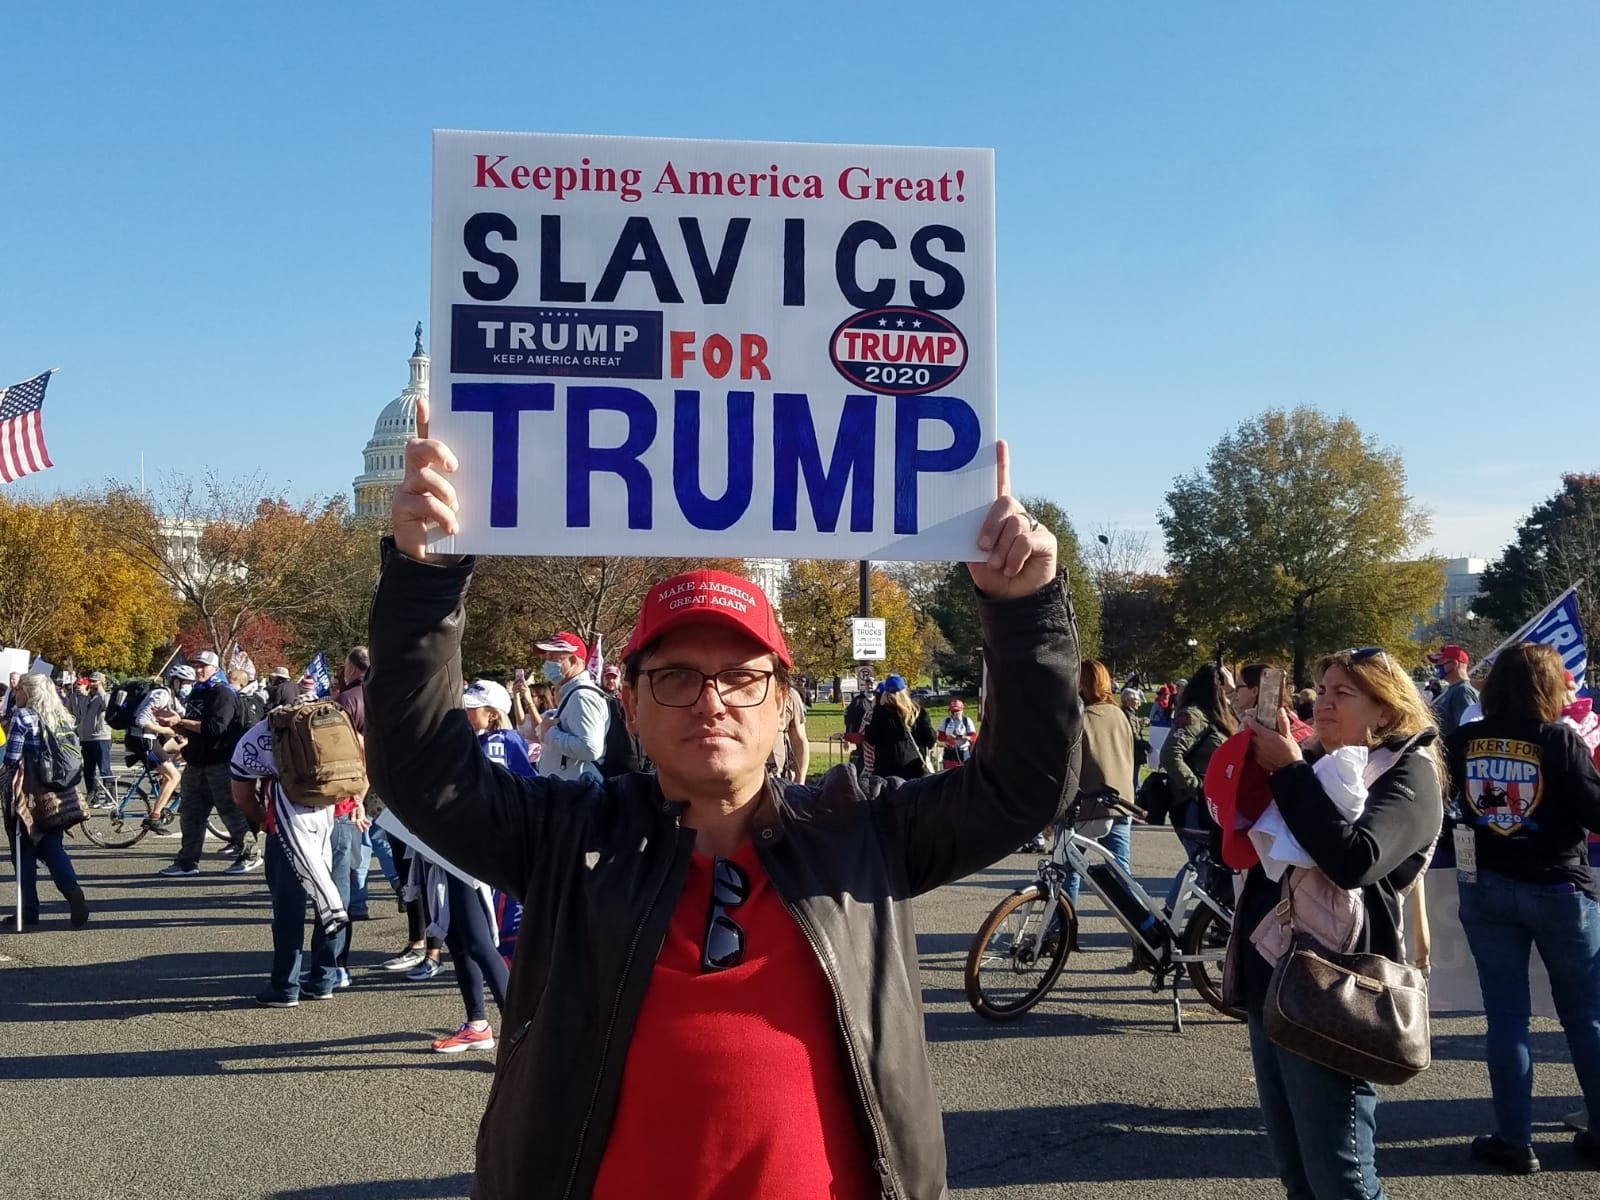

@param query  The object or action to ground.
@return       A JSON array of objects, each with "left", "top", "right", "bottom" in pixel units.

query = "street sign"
[{"left": 851, "top": 617, "right": 887, "bottom": 661}]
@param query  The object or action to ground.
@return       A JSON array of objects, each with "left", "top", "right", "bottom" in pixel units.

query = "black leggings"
[
  {"left": 443, "top": 874, "right": 509, "bottom": 1023},
  {"left": 402, "top": 849, "right": 442, "bottom": 952}
]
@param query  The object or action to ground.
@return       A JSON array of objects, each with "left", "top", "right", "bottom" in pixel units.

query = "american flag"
[{"left": 0, "top": 370, "right": 56, "bottom": 483}]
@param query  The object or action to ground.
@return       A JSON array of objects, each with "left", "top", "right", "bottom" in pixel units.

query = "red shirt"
[{"left": 592, "top": 839, "right": 875, "bottom": 1200}]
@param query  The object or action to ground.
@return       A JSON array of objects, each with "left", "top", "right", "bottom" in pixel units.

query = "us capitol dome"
[
  {"left": 353, "top": 323, "right": 428, "bottom": 518},
  {"left": 349, "top": 323, "right": 785, "bottom": 607}
]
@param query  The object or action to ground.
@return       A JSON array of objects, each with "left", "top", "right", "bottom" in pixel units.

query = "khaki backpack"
[{"left": 269, "top": 700, "right": 367, "bottom": 807}]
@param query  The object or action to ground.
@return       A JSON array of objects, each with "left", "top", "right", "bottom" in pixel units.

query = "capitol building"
[
  {"left": 352, "top": 324, "right": 428, "bottom": 518},
  {"left": 351, "top": 324, "right": 786, "bottom": 605}
]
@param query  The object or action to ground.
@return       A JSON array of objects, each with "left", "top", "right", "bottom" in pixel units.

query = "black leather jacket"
[{"left": 365, "top": 545, "right": 1082, "bottom": 1200}]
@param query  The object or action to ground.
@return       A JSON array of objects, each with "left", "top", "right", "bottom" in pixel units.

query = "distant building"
[
  {"left": 1434, "top": 557, "right": 1486, "bottom": 623},
  {"left": 744, "top": 558, "right": 786, "bottom": 612},
  {"left": 354, "top": 324, "right": 427, "bottom": 518}
]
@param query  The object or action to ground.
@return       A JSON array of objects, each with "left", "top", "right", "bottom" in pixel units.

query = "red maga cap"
[
  {"left": 622, "top": 569, "right": 791, "bottom": 668},
  {"left": 536, "top": 631, "right": 588, "bottom": 660},
  {"left": 1428, "top": 644, "right": 1469, "bottom": 666}
]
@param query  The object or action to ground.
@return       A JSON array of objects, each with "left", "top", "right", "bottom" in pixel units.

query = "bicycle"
[
  {"left": 964, "top": 790, "right": 1243, "bottom": 1031},
  {"left": 79, "top": 762, "right": 229, "bottom": 849}
]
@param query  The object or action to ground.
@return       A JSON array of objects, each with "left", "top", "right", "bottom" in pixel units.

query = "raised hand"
[
  {"left": 392, "top": 391, "right": 461, "bottom": 561},
  {"left": 966, "top": 440, "right": 1058, "bottom": 599}
]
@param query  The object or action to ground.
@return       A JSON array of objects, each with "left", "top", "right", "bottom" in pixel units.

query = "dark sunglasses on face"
[{"left": 702, "top": 857, "right": 749, "bottom": 973}]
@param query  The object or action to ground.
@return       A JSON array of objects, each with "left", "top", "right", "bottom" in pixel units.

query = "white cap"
[{"left": 463, "top": 679, "right": 512, "bottom": 716}]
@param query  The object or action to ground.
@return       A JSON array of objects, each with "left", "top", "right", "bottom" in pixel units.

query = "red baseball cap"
[
  {"left": 1204, "top": 729, "right": 1274, "bottom": 871},
  {"left": 536, "top": 631, "right": 588, "bottom": 660},
  {"left": 622, "top": 569, "right": 791, "bottom": 668},
  {"left": 1428, "top": 644, "right": 1469, "bottom": 666}
]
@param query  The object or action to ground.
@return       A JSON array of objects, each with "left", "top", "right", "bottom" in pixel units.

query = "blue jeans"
[
  {"left": 1065, "top": 816, "right": 1133, "bottom": 908},
  {"left": 366, "top": 824, "right": 401, "bottom": 893},
  {"left": 10, "top": 827, "right": 79, "bottom": 918},
  {"left": 1247, "top": 1008, "right": 1387, "bottom": 1200},
  {"left": 81, "top": 739, "right": 112, "bottom": 798},
  {"left": 1457, "top": 870, "right": 1600, "bottom": 1145},
  {"left": 328, "top": 816, "right": 357, "bottom": 967},
  {"left": 263, "top": 835, "right": 338, "bottom": 999}
]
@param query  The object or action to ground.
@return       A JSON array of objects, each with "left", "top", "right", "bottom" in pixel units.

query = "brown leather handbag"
[{"left": 1263, "top": 931, "right": 1431, "bottom": 1085}]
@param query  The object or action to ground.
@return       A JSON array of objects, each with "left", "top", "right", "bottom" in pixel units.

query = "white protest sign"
[
  {"left": 851, "top": 617, "right": 887, "bottom": 660},
  {"left": 430, "top": 131, "right": 996, "bottom": 560},
  {"left": 0, "top": 648, "right": 30, "bottom": 679}
]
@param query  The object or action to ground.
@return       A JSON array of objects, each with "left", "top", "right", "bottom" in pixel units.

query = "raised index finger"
[{"left": 995, "top": 439, "right": 1011, "bottom": 499}]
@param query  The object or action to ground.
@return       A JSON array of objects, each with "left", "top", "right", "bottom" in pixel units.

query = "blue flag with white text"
[
  {"left": 306, "top": 652, "right": 333, "bottom": 698},
  {"left": 1481, "top": 585, "right": 1588, "bottom": 691}
]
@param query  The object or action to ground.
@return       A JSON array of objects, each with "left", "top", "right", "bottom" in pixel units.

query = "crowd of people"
[{"left": 5, "top": 431, "right": 1600, "bottom": 1198}]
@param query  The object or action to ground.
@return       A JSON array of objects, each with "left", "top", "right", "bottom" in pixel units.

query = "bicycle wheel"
[
  {"left": 206, "top": 813, "right": 231, "bottom": 841},
  {"left": 80, "top": 780, "right": 154, "bottom": 849},
  {"left": 1182, "top": 903, "right": 1244, "bottom": 1021},
  {"left": 964, "top": 885, "right": 1076, "bottom": 1022}
]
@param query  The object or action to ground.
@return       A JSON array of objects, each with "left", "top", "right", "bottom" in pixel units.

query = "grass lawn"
[{"left": 805, "top": 700, "right": 980, "bottom": 742}]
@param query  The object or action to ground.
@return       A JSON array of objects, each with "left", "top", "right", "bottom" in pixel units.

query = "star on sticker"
[
  {"left": 877, "top": 318, "right": 888, "bottom": 327},
  {"left": 895, "top": 318, "right": 905, "bottom": 327},
  {"left": 912, "top": 319, "right": 922, "bottom": 328}
]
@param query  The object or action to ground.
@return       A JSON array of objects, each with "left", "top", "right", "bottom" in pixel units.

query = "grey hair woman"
[{"left": 3, "top": 672, "right": 90, "bottom": 928}]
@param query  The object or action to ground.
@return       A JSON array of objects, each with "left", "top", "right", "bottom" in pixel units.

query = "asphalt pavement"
[{"left": 3, "top": 823, "right": 1595, "bottom": 1199}]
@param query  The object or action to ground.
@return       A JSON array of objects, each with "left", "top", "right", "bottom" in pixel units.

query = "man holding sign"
[{"left": 366, "top": 399, "right": 1082, "bottom": 1198}]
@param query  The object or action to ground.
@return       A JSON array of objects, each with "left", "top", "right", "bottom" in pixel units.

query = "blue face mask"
[
  {"left": 1434, "top": 665, "right": 1448, "bottom": 680},
  {"left": 543, "top": 661, "right": 565, "bottom": 685}
]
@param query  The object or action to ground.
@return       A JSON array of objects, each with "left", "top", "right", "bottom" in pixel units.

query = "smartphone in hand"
[{"left": 1255, "top": 667, "right": 1285, "bottom": 725}]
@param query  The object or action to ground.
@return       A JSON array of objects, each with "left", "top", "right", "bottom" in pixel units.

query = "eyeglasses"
[
  {"left": 642, "top": 667, "right": 774, "bottom": 708},
  {"left": 702, "top": 857, "right": 749, "bottom": 973}
]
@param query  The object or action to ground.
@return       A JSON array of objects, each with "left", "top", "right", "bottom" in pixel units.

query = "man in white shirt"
[{"left": 535, "top": 631, "right": 609, "bottom": 781}]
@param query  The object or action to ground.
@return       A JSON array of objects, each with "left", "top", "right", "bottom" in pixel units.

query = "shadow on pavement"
[
  {"left": 0, "top": 1028, "right": 423, "bottom": 1081},
  {"left": 945, "top": 1101, "right": 1271, "bottom": 1185},
  {"left": 268, "top": 1173, "right": 472, "bottom": 1199}
]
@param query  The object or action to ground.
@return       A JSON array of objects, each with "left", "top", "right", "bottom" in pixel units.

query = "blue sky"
[{"left": 4, "top": 2, "right": 1597, "bottom": 563}]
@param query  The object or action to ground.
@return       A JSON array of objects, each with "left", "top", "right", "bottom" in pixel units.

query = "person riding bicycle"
[
  {"left": 366, "top": 416, "right": 1082, "bottom": 1200},
  {"left": 133, "top": 666, "right": 192, "bottom": 834}
]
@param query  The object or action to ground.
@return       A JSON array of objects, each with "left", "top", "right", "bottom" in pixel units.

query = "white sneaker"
[{"left": 379, "top": 947, "right": 426, "bottom": 972}]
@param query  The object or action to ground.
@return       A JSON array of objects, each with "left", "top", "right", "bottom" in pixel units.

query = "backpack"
[
  {"left": 1136, "top": 770, "right": 1173, "bottom": 826},
  {"left": 598, "top": 692, "right": 641, "bottom": 778},
  {"left": 33, "top": 717, "right": 85, "bottom": 794},
  {"left": 268, "top": 700, "right": 367, "bottom": 807},
  {"left": 106, "top": 678, "right": 153, "bottom": 731},
  {"left": 236, "top": 689, "right": 268, "bottom": 733}
]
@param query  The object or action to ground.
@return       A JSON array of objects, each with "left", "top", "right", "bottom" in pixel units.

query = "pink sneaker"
[{"left": 431, "top": 1022, "right": 496, "bottom": 1054}]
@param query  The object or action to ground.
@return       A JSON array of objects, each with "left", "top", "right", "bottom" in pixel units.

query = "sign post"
[
  {"left": 429, "top": 130, "right": 996, "bottom": 562},
  {"left": 851, "top": 617, "right": 887, "bottom": 662}
]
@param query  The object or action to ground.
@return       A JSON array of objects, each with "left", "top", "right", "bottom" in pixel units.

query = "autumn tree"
[
  {"left": 1161, "top": 408, "right": 1443, "bottom": 684},
  {"left": 461, "top": 555, "right": 744, "bottom": 675},
  {"left": 0, "top": 496, "right": 177, "bottom": 673},
  {"left": 97, "top": 474, "right": 379, "bottom": 661},
  {"left": 1477, "top": 474, "right": 1600, "bottom": 643},
  {"left": 780, "top": 560, "right": 934, "bottom": 690}
]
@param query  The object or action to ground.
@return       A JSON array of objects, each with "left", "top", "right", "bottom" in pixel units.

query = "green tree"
[
  {"left": 1477, "top": 474, "right": 1600, "bottom": 642},
  {"left": 780, "top": 560, "right": 933, "bottom": 690},
  {"left": 922, "top": 494, "right": 1100, "bottom": 684},
  {"left": 1160, "top": 408, "right": 1443, "bottom": 684}
]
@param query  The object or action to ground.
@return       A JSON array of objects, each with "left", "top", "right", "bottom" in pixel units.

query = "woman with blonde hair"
[
  {"left": 1446, "top": 642, "right": 1600, "bottom": 1173},
  {"left": 1243, "top": 647, "right": 1444, "bottom": 1199},
  {"left": 864, "top": 675, "right": 937, "bottom": 778},
  {"left": 1065, "top": 661, "right": 1137, "bottom": 909},
  {"left": 3, "top": 672, "right": 90, "bottom": 928}
]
